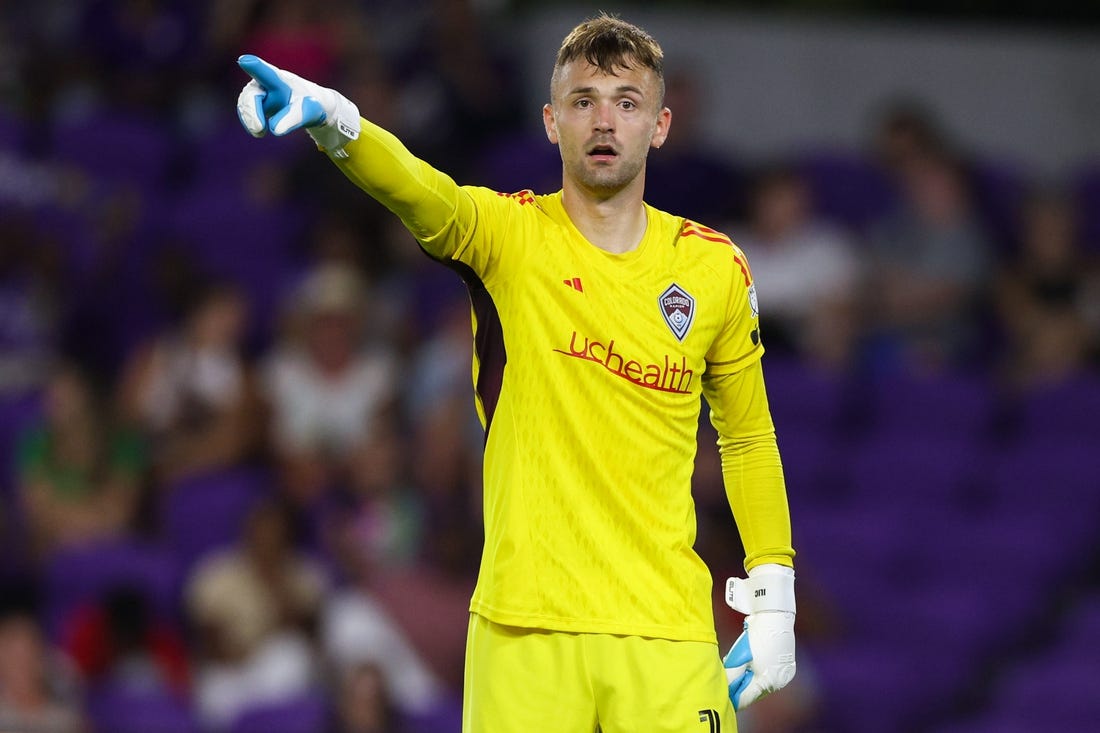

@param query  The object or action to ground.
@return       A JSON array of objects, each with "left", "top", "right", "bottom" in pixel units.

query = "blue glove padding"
[
  {"left": 723, "top": 624, "right": 755, "bottom": 710},
  {"left": 237, "top": 55, "right": 326, "bottom": 135},
  {"left": 236, "top": 54, "right": 360, "bottom": 156}
]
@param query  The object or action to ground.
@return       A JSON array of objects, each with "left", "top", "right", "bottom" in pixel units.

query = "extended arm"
[{"left": 235, "top": 54, "right": 476, "bottom": 259}]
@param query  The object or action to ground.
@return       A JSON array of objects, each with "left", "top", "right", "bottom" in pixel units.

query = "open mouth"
[{"left": 587, "top": 143, "right": 619, "bottom": 160}]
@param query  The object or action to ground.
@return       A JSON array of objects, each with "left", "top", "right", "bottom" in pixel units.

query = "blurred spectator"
[
  {"left": 262, "top": 262, "right": 397, "bottom": 505},
  {"left": 206, "top": 0, "right": 358, "bottom": 87},
  {"left": 117, "top": 280, "right": 260, "bottom": 484},
  {"left": 871, "top": 97, "right": 950, "bottom": 178},
  {"left": 995, "top": 188, "right": 1100, "bottom": 387},
  {"left": 331, "top": 417, "right": 425, "bottom": 577},
  {"left": 404, "top": 297, "right": 474, "bottom": 425},
  {"left": 0, "top": 607, "right": 83, "bottom": 733},
  {"left": 730, "top": 165, "right": 863, "bottom": 370},
  {"left": 327, "top": 662, "right": 412, "bottom": 733},
  {"left": 74, "top": 0, "right": 200, "bottom": 115},
  {"left": 866, "top": 152, "right": 995, "bottom": 373},
  {"left": 363, "top": 394, "right": 480, "bottom": 693},
  {"left": 646, "top": 67, "right": 742, "bottom": 224},
  {"left": 318, "top": 411, "right": 447, "bottom": 718},
  {"left": 62, "top": 583, "right": 190, "bottom": 697},
  {"left": 16, "top": 364, "right": 144, "bottom": 560},
  {"left": 388, "top": 0, "right": 523, "bottom": 176},
  {"left": 410, "top": 389, "right": 482, "bottom": 574},
  {"left": 185, "top": 497, "right": 327, "bottom": 729},
  {"left": 321, "top": 587, "right": 445, "bottom": 723},
  {"left": 57, "top": 187, "right": 159, "bottom": 385},
  {"left": 0, "top": 213, "right": 60, "bottom": 399}
]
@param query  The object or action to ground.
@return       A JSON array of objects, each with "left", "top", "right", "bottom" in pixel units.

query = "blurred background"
[{"left": 1, "top": 1, "right": 1099, "bottom": 732}]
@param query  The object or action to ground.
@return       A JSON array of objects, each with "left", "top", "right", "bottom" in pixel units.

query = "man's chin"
[
  {"left": 564, "top": 158, "right": 643, "bottom": 196},
  {"left": 580, "top": 168, "right": 634, "bottom": 194}
]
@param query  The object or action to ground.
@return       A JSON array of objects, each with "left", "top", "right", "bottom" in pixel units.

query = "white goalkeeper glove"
[
  {"left": 723, "top": 563, "right": 796, "bottom": 711},
  {"left": 236, "top": 54, "right": 361, "bottom": 159}
]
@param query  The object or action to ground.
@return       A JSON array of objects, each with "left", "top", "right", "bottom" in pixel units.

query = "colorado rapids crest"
[{"left": 659, "top": 284, "right": 695, "bottom": 341}]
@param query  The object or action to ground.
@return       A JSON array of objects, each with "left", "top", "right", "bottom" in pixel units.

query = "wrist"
[
  {"left": 307, "top": 88, "right": 360, "bottom": 158},
  {"left": 726, "top": 564, "right": 796, "bottom": 615}
]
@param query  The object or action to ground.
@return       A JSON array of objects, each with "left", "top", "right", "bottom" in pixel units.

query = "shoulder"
[
  {"left": 494, "top": 189, "right": 539, "bottom": 207},
  {"left": 679, "top": 219, "right": 742, "bottom": 253},
  {"left": 462, "top": 186, "right": 543, "bottom": 213},
  {"left": 460, "top": 187, "right": 549, "bottom": 232},
  {"left": 678, "top": 218, "right": 754, "bottom": 286}
]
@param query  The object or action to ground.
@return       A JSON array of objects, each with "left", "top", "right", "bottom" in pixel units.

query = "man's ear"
[
  {"left": 543, "top": 103, "right": 559, "bottom": 144},
  {"left": 651, "top": 107, "right": 672, "bottom": 149}
]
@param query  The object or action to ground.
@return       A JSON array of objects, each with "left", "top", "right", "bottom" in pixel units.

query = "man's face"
[{"left": 544, "top": 60, "right": 671, "bottom": 197}]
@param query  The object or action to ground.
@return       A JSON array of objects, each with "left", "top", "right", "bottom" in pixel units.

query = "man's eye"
[
  {"left": 620, "top": 100, "right": 636, "bottom": 110},
  {"left": 576, "top": 99, "right": 592, "bottom": 108}
]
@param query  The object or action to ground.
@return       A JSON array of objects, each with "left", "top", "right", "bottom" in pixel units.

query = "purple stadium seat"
[
  {"left": 987, "top": 657, "right": 1100, "bottom": 727},
  {"left": 934, "top": 715, "right": 1041, "bottom": 733},
  {"left": 0, "top": 110, "right": 26, "bottom": 152},
  {"left": 792, "top": 505, "right": 920, "bottom": 621},
  {"left": 474, "top": 131, "right": 563, "bottom": 196},
  {"left": 50, "top": 111, "right": 173, "bottom": 188},
  {"left": 935, "top": 513, "right": 1075, "bottom": 593},
  {"left": 794, "top": 148, "right": 899, "bottom": 232},
  {"left": 1072, "top": 160, "right": 1100, "bottom": 251},
  {"left": 1049, "top": 593, "right": 1100, "bottom": 665},
  {"left": 762, "top": 358, "right": 855, "bottom": 435},
  {"left": 645, "top": 146, "right": 742, "bottom": 224},
  {"left": 167, "top": 184, "right": 307, "bottom": 262},
  {"left": 870, "top": 579, "right": 1017, "bottom": 663},
  {"left": 988, "top": 442, "right": 1100, "bottom": 555},
  {"left": 0, "top": 391, "right": 44, "bottom": 495},
  {"left": 865, "top": 371, "right": 995, "bottom": 439},
  {"left": 812, "top": 642, "right": 925, "bottom": 733},
  {"left": 1012, "top": 375, "right": 1100, "bottom": 440},
  {"left": 165, "top": 184, "right": 305, "bottom": 342},
  {"left": 969, "top": 156, "right": 1031, "bottom": 251},
  {"left": 846, "top": 432, "right": 989, "bottom": 513},
  {"left": 160, "top": 467, "right": 270, "bottom": 576},
  {"left": 188, "top": 119, "right": 315, "bottom": 186},
  {"left": 403, "top": 697, "right": 464, "bottom": 733},
  {"left": 43, "top": 538, "right": 179, "bottom": 639},
  {"left": 777, "top": 427, "right": 852, "bottom": 512},
  {"left": 229, "top": 692, "right": 330, "bottom": 733},
  {"left": 86, "top": 685, "right": 200, "bottom": 733}
]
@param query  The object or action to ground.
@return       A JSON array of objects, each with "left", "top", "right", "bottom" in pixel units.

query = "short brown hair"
[{"left": 552, "top": 13, "right": 665, "bottom": 100}]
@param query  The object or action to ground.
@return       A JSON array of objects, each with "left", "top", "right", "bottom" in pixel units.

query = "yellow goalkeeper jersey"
[{"left": 335, "top": 122, "right": 792, "bottom": 644}]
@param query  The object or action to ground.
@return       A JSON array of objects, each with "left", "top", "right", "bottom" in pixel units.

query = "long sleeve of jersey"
[
  {"left": 702, "top": 361, "right": 795, "bottom": 571},
  {"left": 330, "top": 117, "right": 470, "bottom": 251}
]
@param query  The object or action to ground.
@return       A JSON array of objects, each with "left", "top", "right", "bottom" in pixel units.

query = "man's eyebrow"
[{"left": 566, "top": 84, "right": 646, "bottom": 97}]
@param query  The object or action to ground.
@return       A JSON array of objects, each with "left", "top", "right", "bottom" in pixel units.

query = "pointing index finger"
[{"left": 238, "top": 54, "right": 285, "bottom": 93}]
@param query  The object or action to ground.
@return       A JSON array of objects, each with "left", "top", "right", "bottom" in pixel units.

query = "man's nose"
[{"left": 593, "top": 101, "right": 615, "bottom": 132}]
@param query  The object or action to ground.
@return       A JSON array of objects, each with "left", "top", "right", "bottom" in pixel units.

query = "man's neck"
[{"left": 560, "top": 178, "right": 649, "bottom": 255}]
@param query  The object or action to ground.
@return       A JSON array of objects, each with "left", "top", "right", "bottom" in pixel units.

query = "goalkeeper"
[{"left": 237, "top": 12, "right": 796, "bottom": 733}]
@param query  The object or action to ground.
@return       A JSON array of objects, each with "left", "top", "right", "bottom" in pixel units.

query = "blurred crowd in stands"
[{"left": 1, "top": 2, "right": 1099, "bottom": 732}]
